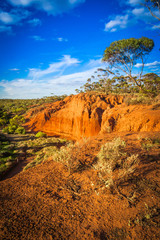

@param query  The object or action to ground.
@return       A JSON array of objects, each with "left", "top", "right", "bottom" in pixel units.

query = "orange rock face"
[{"left": 25, "top": 93, "right": 160, "bottom": 139}]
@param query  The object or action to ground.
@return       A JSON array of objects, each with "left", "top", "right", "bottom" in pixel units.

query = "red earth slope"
[{"left": 25, "top": 93, "right": 160, "bottom": 139}]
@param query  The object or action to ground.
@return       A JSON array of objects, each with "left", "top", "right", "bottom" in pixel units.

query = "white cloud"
[
  {"left": 28, "top": 55, "right": 81, "bottom": 79},
  {"left": 0, "top": 8, "right": 30, "bottom": 33},
  {"left": 104, "top": 2, "right": 160, "bottom": 33},
  {"left": 28, "top": 18, "right": 41, "bottom": 26},
  {"left": 135, "top": 61, "right": 160, "bottom": 68},
  {"left": 152, "top": 24, "right": 160, "bottom": 29},
  {"left": 128, "top": 0, "right": 141, "bottom": 6},
  {"left": 0, "top": 67, "right": 97, "bottom": 99},
  {"left": 104, "top": 14, "right": 129, "bottom": 32},
  {"left": 0, "top": 12, "right": 14, "bottom": 24},
  {"left": 0, "top": 9, "right": 30, "bottom": 25},
  {"left": 9, "top": 68, "right": 20, "bottom": 71},
  {"left": 7, "top": 0, "right": 86, "bottom": 15},
  {"left": 132, "top": 7, "right": 145, "bottom": 16},
  {"left": 0, "top": 56, "right": 102, "bottom": 99},
  {"left": 57, "top": 37, "right": 68, "bottom": 42},
  {"left": 86, "top": 58, "right": 102, "bottom": 68},
  {"left": 31, "top": 35, "right": 45, "bottom": 41}
]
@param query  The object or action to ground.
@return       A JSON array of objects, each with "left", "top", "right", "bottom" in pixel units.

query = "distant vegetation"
[
  {"left": 0, "top": 134, "right": 16, "bottom": 178},
  {"left": 0, "top": 95, "right": 67, "bottom": 134},
  {"left": 0, "top": 95, "right": 68, "bottom": 177},
  {"left": 76, "top": 37, "right": 160, "bottom": 99}
]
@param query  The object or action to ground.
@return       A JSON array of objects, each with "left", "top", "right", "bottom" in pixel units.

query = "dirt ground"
[{"left": 0, "top": 131, "right": 160, "bottom": 240}]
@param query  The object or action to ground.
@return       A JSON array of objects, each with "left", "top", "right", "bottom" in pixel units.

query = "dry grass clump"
[
  {"left": 24, "top": 138, "right": 90, "bottom": 173},
  {"left": 52, "top": 139, "right": 90, "bottom": 174},
  {"left": 94, "top": 137, "right": 126, "bottom": 174},
  {"left": 140, "top": 137, "right": 160, "bottom": 151},
  {"left": 118, "top": 154, "right": 139, "bottom": 180},
  {"left": 24, "top": 146, "right": 58, "bottom": 170},
  {"left": 94, "top": 137, "right": 140, "bottom": 189}
]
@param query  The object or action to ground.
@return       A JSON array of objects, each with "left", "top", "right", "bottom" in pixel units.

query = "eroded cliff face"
[{"left": 25, "top": 93, "right": 160, "bottom": 139}]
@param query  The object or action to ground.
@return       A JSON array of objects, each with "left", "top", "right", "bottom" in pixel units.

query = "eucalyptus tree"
[{"left": 102, "top": 37, "right": 154, "bottom": 92}]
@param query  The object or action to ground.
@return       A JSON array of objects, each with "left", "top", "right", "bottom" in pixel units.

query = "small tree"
[
  {"left": 141, "top": 73, "right": 160, "bottom": 96},
  {"left": 102, "top": 37, "right": 154, "bottom": 92}
]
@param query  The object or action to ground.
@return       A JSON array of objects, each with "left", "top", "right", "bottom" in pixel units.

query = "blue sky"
[{"left": 0, "top": 0, "right": 160, "bottom": 99}]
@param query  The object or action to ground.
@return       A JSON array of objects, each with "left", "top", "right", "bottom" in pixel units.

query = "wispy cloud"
[
  {"left": 0, "top": 8, "right": 30, "bottom": 33},
  {"left": 9, "top": 68, "right": 20, "bottom": 71},
  {"left": 28, "top": 18, "right": 41, "bottom": 26},
  {"left": 152, "top": 24, "right": 160, "bottom": 29},
  {"left": 0, "top": 68, "right": 97, "bottom": 99},
  {"left": 8, "top": 0, "right": 86, "bottom": 15},
  {"left": 57, "top": 37, "right": 68, "bottom": 42},
  {"left": 0, "top": 55, "right": 101, "bottom": 98},
  {"left": 31, "top": 35, "right": 45, "bottom": 41},
  {"left": 128, "top": 0, "right": 141, "bottom": 6},
  {"left": 86, "top": 58, "right": 102, "bottom": 68},
  {"left": 28, "top": 55, "right": 81, "bottom": 79},
  {"left": 135, "top": 61, "right": 160, "bottom": 68},
  {"left": 105, "top": 0, "right": 160, "bottom": 32},
  {"left": 104, "top": 14, "right": 129, "bottom": 32},
  {"left": 0, "top": 9, "right": 30, "bottom": 25}
]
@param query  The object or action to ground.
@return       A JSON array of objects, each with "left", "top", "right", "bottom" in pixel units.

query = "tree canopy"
[{"left": 102, "top": 37, "right": 154, "bottom": 91}]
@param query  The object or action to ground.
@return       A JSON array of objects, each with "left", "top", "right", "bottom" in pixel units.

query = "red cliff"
[{"left": 25, "top": 93, "right": 160, "bottom": 139}]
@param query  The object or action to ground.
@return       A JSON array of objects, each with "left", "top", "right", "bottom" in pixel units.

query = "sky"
[{"left": 0, "top": 0, "right": 160, "bottom": 99}]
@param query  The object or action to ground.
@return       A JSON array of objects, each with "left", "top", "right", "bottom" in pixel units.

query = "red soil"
[
  {"left": 0, "top": 132, "right": 160, "bottom": 239},
  {"left": 25, "top": 93, "right": 160, "bottom": 139}
]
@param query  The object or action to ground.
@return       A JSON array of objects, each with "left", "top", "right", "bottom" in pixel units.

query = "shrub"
[
  {"left": 94, "top": 137, "right": 140, "bottom": 189},
  {"left": 141, "top": 137, "right": 160, "bottom": 151},
  {"left": 15, "top": 126, "right": 26, "bottom": 134},
  {"left": 2, "top": 126, "right": 9, "bottom": 133},
  {"left": 94, "top": 137, "right": 126, "bottom": 174},
  {"left": 8, "top": 125, "right": 17, "bottom": 134},
  {"left": 125, "top": 94, "right": 153, "bottom": 106},
  {"left": 9, "top": 115, "right": 25, "bottom": 127},
  {"left": 35, "top": 131, "right": 46, "bottom": 138},
  {"left": 0, "top": 118, "right": 6, "bottom": 127}
]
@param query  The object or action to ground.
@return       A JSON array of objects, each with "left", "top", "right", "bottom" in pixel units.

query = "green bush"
[
  {"left": 35, "top": 131, "right": 47, "bottom": 138},
  {"left": 0, "top": 134, "right": 16, "bottom": 176},
  {"left": 9, "top": 115, "right": 25, "bottom": 127},
  {"left": 8, "top": 125, "right": 17, "bottom": 134},
  {"left": 15, "top": 126, "right": 26, "bottom": 134},
  {"left": 2, "top": 126, "right": 9, "bottom": 133},
  {"left": 0, "top": 118, "right": 6, "bottom": 127}
]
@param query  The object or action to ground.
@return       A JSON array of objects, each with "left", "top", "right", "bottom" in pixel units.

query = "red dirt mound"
[
  {"left": 25, "top": 93, "right": 124, "bottom": 139},
  {"left": 25, "top": 93, "right": 160, "bottom": 139}
]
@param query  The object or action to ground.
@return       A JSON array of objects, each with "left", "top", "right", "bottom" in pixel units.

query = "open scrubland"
[{"left": 0, "top": 93, "right": 160, "bottom": 239}]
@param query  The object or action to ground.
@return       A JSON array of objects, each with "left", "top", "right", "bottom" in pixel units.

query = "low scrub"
[
  {"left": 140, "top": 137, "right": 160, "bottom": 151},
  {"left": 94, "top": 137, "right": 140, "bottom": 189},
  {"left": 124, "top": 95, "right": 153, "bottom": 105},
  {"left": 24, "top": 139, "right": 90, "bottom": 173},
  {"left": 24, "top": 146, "right": 58, "bottom": 171},
  {"left": 0, "top": 134, "right": 16, "bottom": 177},
  {"left": 35, "top": 131, "right": 47, "bottom": 138}
]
